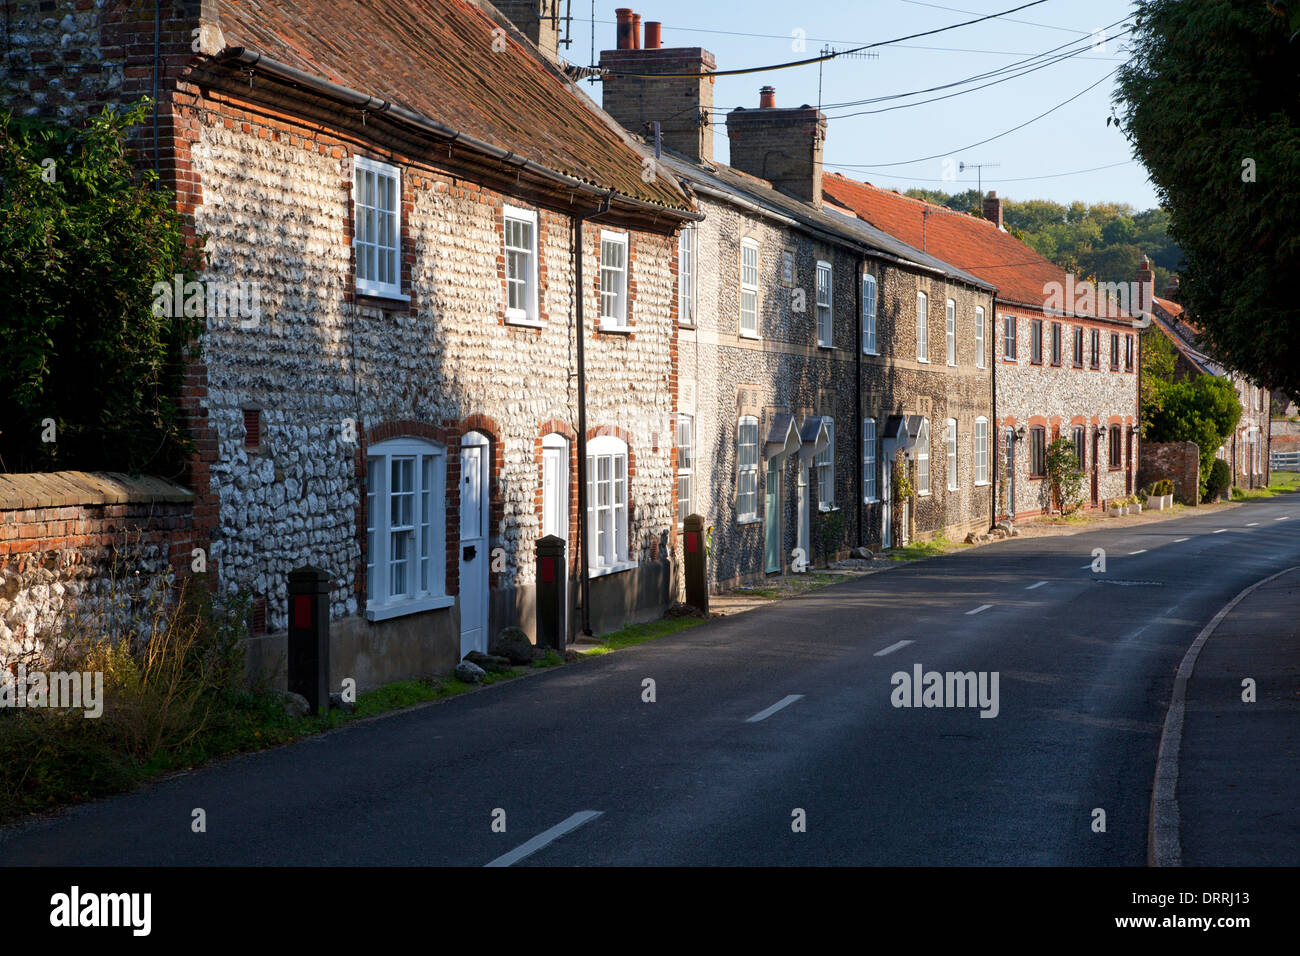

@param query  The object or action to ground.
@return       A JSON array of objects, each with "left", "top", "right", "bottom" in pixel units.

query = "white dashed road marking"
[
  {"left": 874, "top": 640, "right": 914, "bottom": 657},
  {"left": 1130, "top": 550, "right": 1147, "bottom": 555},
  {"left": 967, "top": 604, "right": 993, "bottom": 615},
  {"left": 1213, "top": 529, "right": 1227, "bottom": 534},
  {"left": 485, "top": 811, "right": 604, "bottom": 867},
  {"left": 1174, "top": 537, "right": 1190, "bottom": 543},
  {"left": 1026, "top": 581, "right": 1048, "bottom": 590},
  {"left": 1247, "top": 522, "right": 1259, "bottom": 527},
  {"left": 745, "top": 695, "right": 804, "bottom": 723}
]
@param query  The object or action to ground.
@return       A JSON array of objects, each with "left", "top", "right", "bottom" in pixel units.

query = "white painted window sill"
[
  {"left": 588, "top": 560, "right": 637, "bottom": 579},
  {"left": 917, "top": 357, "right": 930, "bottom": 364},
  {"left": 737, "top": 516, "right": 761, "bottom": 525},
  {"left": 918, "top": 491, "right": 932, "bottom": 497},
  {"left": 739, "top": 330, "right": 761, "bottom": 340},
  {"left": 505, "top": 313, "right": 543, "bottom": 328},
  {"left": 598, "top": 321, "right": 632, "bottom": 334},
  {"left": 366, "top": 593, "right": 455, "bottom": 622},
  {"left": 974, "top": 480, "right": 990, "bottom": 487},
  {"left": 864, "top": 497, "right": 880, "bottom": 504},
  {"left": 864, "top": 349, "right": 880, "bottom": 357},
  {"left": 356, "top": 286, "right": 409, "bottom": 304},
  {"left": 818, "top": 343, "right": 836, "bottom": 350}
]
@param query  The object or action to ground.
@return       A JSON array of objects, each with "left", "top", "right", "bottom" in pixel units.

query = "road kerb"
[{"left": 1147, "top": 565, "right": 1300, "bottom": 867}]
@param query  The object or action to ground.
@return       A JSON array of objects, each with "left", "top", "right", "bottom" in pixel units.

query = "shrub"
[
  {"left": 1205, "top": 458, "right": 1231, "bottom": 501},
  {"left": 0, "top": 100, "right": 200, "bottom": 474},
  {"left": 1045, "top": 437, "right": 1086, "bottom": 512}
]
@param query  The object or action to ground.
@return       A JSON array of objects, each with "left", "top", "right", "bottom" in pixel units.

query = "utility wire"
[
  {"left": 592, "top": 0, "right": 1054, "bottom": 78},
  {"left": 895, "top": 0, "right": 1089, "bottom": 35},
  {"left": 823, "top": 159, "right": 1136, "bottom": 183},
  {"left": 823, "top": 67, "right": 1120, "bottom": 168}
]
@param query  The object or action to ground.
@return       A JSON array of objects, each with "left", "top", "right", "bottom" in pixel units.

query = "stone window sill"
[{"left": 366, "top": 593, "right": 455, "bottom": 622}]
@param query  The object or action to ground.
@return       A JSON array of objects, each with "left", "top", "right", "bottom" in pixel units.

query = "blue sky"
[{"left": 581, "top": 0, "right": 1158, "bottom": 209}]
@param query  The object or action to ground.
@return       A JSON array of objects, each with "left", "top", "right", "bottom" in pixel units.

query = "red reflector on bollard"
[
  {"left": 293, "top": 594, "right": 311, "bottom": 629},
  {"left": 540, "top": 556, "right": 554, "bottom": 583},
  {"left": 686, "top": 531, "right": 698, "bottom": 553}
]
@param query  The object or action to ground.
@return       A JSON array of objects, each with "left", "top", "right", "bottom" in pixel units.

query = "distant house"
[
  {"left": 1145, "top": 274, "right": 1270, "bottom": 489},
  {"left": 2, "top": 0, "right": 700, "bottom": 687},
  {"left": 586, "top": 17, "right": 997, "bottom": 583},
  {"left": 824, "top": 177, "right": 1142, "bottom": 517}
]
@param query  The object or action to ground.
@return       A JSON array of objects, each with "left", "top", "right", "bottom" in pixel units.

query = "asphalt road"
[{"left": 6, "top": 496, "right": 1298, "bottom": 866}]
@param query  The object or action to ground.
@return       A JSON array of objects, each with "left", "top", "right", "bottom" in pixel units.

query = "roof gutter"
[{"left": 218, "top": 47, "right": 703, "bottom": 223}]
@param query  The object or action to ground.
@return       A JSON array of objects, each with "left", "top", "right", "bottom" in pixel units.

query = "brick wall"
[
  {"left": 0, "top": 472, "right": 196, "bottom": 664},
  {"left": 1137, "top": 441, "right": 1200, "bottom": 505}
]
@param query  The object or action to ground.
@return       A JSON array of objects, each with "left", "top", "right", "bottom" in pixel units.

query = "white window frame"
[
  {"left": 945, "top": 299, "right": 957, "bottom": 366},
  {"left": 782, "top": 249, "right": 795, "bottom": 287},
  {"left": 862, "top": 273, "right": 878, "bottom": 355},
  {"left": 974, "top": 417, "right": 989, "bottom": 485},
  {"left": 503, "top": 203, "right": 539, "bottom": 325},
  {"left": 365, "top": 437, "right": 452, "bottom": 622},
  {"left": 740, "top": 238, "right": 759, "bottom": 337},
  {"left": 676, "top": 414, "right": 693, "bottom": 527},
  {"left": 737, "top": 417, "right": 760, "bottom": 522},
  {"left": 816, "top": 260, "right": 833, "bottom": 347},
  {"left": 678, "top": 225, "right": 696, "bottom": 327},
  {"left": 586, "top": 435, "right": 633, "bottom": 574},
  {"left": 916, "top": 292, "right": 929, "bottom": 362},
  {"left": 945, "top": 418, "right": 958, "bottom": 491},
  {"left": 916, "top": 419, "right": 931, "bottom": 495},
  {"left": 816, "top": 417, "right": 835, "bottom": 510},
  {"left": 353, "top": 156, "right": 404, "bottom": 300},
  {"left": 975, "top": 307, "right": 986, "bottom": 369},
  {"left": 599, "top": 230, "right": 629, "bottom": 329},
  {"left": 863, "top": 417, "right": 878, "bottom": 502},
  {"left": 1004, "top": 314, "right": 1017, "bottom": 361}
]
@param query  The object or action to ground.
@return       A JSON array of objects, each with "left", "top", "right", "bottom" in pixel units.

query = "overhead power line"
[
  {"left": 592, "top": 0, "right": 1054, "bottom": 78},
  {"left": 824, "top": 67, "right": 1120, "bottom": 168},
  {"left": 823, "top": 159, "right": 1137, "bottom": 184}
]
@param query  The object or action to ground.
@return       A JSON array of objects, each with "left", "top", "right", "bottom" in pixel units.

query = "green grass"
[
  {"left": 886, "top": 534, "right": 955, "bottom": 561},
  {"left": 1269, "top": 471, "right": 1300, "bottom": 493},
  {"left": 593, "top": 616, "right": 705, "bottom": 652}
]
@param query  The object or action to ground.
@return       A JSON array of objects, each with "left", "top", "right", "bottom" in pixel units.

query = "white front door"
[
  {"left": 881, "top": 440, "right": 894, "bottom": 549},
  {"left": 796, "top": 463, "right": 810, "bottom": 567},
  {"left": 459, "top": 433, "right": 489, "bottom": 657},
  {"left": 541, "top": 435, "right": 568, "bottom": 638}
]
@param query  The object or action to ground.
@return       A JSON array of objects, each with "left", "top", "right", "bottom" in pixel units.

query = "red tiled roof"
[
  {"left": 214, "top": 0, "right": 689, "bottom": 210},
  {"left": 1152, "top": 295, "right": 1184, "bottom": 318},
  {"left": 823, "top": 173, "right": 1126, "bottom": 319}
]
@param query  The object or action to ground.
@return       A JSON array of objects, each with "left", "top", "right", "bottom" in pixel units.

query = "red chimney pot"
[
  {"left": 631, "top": 13, "right": 642, "bottom": 49},
  {"left": 759, "top": 85, "right": 775, "bottom": 108},
  {"left": 644, "top": 20, "right": 662, "bottom": 49},
  {"left": 615, "top": 8, "right": 633, "bottom": 49}
]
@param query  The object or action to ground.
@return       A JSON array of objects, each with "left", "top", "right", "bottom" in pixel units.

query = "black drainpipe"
[
  {"left": 855, "top": 256, "right": 864, "bottom": 546},
  {"left": 990, "top": 298, "right": 998, "bottom": 528},
  {"left": 574, "top": 191, "right": 614, "bottom": 637},
  {"left": 153, "top": 0, "right": 160, "bottom": 177}
]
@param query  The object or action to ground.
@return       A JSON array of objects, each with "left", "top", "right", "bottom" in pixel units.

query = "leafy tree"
[
  {"left": 1139, "top": 325, "right": 1179, "bottom": 436},
  {"left": 1145, "top": 375, "right": 1242, "bottom": 496},
  {"left": 1114, "top": 0, "right": 1300, "bottom": 396},
  {"left": 0, "top": 101, "right": 199, "bottom": 475}
]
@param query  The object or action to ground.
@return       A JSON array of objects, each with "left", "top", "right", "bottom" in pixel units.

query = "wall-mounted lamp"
[{"left": 1015, "top": 425, "right": 1027, "bottom": 440}]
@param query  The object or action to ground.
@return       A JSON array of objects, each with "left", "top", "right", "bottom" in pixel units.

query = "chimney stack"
[
  {"left": 493, "top": 1, "right": 563, "bottom": 62},
  {"left": 983, "top": 191, "right": 1004, "bottom": 229},
  {"left": 600, "top": 11, "right": 716, "bottom": 163},
  {"left": 1135, "top": 254, "right": 1155, "bottom": 316},
  {"left": 725, "top": 87, "right": 828, "bottom": 207}
]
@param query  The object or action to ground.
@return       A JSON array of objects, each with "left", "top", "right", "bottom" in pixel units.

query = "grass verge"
[{"left": 581, "top": 616, "right": 705, "bottom": 656}]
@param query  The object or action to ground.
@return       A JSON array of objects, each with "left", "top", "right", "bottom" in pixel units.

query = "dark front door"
[
  {"left": 1091, "top": 434, "right": 1100, "bottom": 507},
  {"left": 1125, "top": 431, "right": 1133, "bottom": 495}
]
